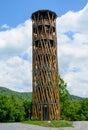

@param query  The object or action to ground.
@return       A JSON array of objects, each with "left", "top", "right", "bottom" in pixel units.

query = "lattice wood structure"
[{"left": 31, "top": 10, "right": 60, "bottom": 120}]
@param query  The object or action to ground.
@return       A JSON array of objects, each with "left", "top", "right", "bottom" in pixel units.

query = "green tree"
[
  {"left": 65, "top": 101, "right": 81, "bottom": 121},
  {"left": 58, "top": 76, "right": 70, "bottom": 119},
  {"left": 58, "top": 76, "right": 86, "bottom": 121},
  {"left": 59, "top": 75, "right": 69, "bottom": 101},
  {"left": 23, "top": 99, "right": 32, "bottom": 119},
  {"left": 11, "top": 96, "right": 25, "bottom": 122},
  {"left": 0, "top": 94, "right": 13, "bottom": 122},
  {"left": 0, "top": 94, "right": 25, "bottom": 122},
  {"left": 81, "top": 98, "right": 88, "bottom": 120}
]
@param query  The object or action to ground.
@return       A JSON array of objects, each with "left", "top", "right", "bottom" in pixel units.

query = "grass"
[{"left": 23, "top": 120, "right": 73, "bottom": 128}]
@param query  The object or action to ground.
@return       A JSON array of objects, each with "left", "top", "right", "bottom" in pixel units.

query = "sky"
[{"left": 0, "top": 0, "right": 88, "bottom": 97}]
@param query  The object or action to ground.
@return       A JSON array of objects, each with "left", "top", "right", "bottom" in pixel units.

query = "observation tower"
[{"left": 31, "top": 10, "right": 60, "bottom": 120}]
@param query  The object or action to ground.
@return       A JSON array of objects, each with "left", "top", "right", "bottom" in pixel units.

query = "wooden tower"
[{"left": 31, "top": 10, "right": 60, "bottom": 120}]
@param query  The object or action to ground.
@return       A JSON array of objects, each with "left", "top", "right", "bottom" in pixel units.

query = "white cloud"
[
  {"left": 0, "top": 19, "right": 32, "bottom": 92},
  {"left": 0, "top": 19, "right": 32, "bottom": 58},
  {"left": 57, "top": 3, "right": 88, "bottom": 97},
  {"left": 0, "top": 24, "right": 10, "bottom": 29},
  {"left": 57, "top": 3, "right": 88, "bottom": 33},
  {"left": 0, "top": 56, "right": 32, "bottom": 92}
]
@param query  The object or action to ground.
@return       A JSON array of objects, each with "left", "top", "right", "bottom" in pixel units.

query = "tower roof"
[{"left": 31, "top": 10, "right": 57, "bottom": 20}]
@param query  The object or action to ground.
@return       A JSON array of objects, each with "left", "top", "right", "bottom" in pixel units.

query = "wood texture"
[{"left": 32, "top": 10, "right": 60, "bottom": 120}]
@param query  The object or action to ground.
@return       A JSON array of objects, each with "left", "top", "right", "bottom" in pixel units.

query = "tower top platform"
[{"left": 31, "top": 10, "right": 57, "bottom": 20}]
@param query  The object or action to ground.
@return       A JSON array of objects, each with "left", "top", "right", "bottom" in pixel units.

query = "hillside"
[
  {"left": 69, "top": 94, "right": 84, "bottom": 101},
  {"left": 0, "top": 86, "right": 32, "bottom": 100},
  {"left": 0, "top": 86, "right": 83, "bottom": 101}
]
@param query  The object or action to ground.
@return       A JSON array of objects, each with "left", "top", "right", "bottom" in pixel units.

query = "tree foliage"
[
  {"left": 59, "top": 75, "right": 69, "bottom": 119},
  {"left": 0, "top": 94, "right": 31, "bottom": 122},
  {"left": 59, "top": 75, "right": 69, "bottom": 102},
  {"left": 59, "top": 75, "right": 88, "bottom": 121}
]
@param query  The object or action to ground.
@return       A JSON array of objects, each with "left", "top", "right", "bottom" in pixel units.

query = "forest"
[{"left": 0, "top": 76, "right": 88, "bottom": 122}]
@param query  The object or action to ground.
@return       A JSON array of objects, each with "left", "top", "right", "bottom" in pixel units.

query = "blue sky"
[
  {"left": 0, "top": 0, "right": 87, "bottom": 27},
  {"left": 0, "top": 0, "right": 88, "bottom": 97}
]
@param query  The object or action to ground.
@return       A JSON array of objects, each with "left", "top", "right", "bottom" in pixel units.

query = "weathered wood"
[{"left": 32, "top": 10, "right": 60, "bottom": 120}]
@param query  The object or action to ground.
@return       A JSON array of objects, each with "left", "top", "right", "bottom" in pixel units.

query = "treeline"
[
  {"left": 0, "top": 76, "right": 88, "bottom": 122},
  {"left": 59, "top": 76, "right": 88, "bottom": 121},
  {"left": 61, "top": 99, "right": 88, "bottom": 121},
  {"left": 0, "top": 94, "right": 32, "bottom": 122}
]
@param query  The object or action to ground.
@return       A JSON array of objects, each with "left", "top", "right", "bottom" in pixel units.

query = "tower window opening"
[
  {"left": 50, "top": 40, "right": 54, "bottom": 48},
  {"left": 44, "top": 13, "right": 48, "bottom": 20},
  {"left": 45, "top": 25, "right": 50, "bottom": 33},
  {"left": 33, "top": 28, "right": 37, "bottom": 37},
  {"left": 38, "top": 25, "right": 42, "bottom": 34},
  {"left": 39, "top": 14, "right": 43, "bottom": 20},
  {"left": 42, "top": 39, "right": 47, "bottom": 48},
  {"left": 35, "top": 41, "right": 38, "bottom": 47},
  {"left": 50, "top": 13, "right": 52, "bottom": 20},
  {"left": 38, "top": 43, "right": 41, "bottom": 49}
]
